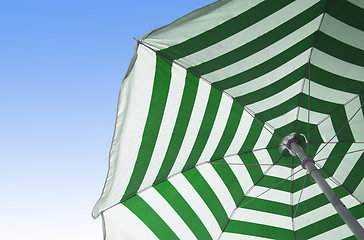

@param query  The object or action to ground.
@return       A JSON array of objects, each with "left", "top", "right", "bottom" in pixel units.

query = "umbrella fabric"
[{"left": 93, "top": 0, "right": 364, "bottom": 239}]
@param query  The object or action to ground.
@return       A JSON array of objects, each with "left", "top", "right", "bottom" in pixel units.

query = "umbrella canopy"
[{"left": 93, "top": 0, "right": 364, "bottom": 239}]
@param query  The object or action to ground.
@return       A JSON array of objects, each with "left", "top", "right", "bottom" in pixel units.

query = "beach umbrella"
[{"left": 93, "top": 0, "right": 364, "bottom": 239}]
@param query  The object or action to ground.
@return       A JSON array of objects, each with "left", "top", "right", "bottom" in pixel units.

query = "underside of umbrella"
[{"left": 93, "top": 0, "right": 364, "bottom": 239}]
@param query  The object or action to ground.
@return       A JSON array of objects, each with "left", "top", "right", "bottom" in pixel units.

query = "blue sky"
[{"left": 0, "top": 1, "right": 214, "bottom": 239}]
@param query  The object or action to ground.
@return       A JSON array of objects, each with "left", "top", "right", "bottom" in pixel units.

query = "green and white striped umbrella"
[{"left": 93, "top": 0, "right": 364, "bottom": 239}]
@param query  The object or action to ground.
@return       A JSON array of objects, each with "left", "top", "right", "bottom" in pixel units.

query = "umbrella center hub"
[{"left": 279, "top": 133, "right": 306, "bottom": 157}]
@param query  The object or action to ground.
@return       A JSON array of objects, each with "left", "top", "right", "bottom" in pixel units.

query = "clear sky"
[{"left": 0, "top": 1, "right": 214, "bottom": 239}]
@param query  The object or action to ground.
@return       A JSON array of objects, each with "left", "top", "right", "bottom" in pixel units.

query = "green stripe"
[
  {"left": 331, "top": 107, "right": 355, "bottom": 142},
  {"left": 258, "top": 175, "right": 291, "bottom": 192},
  {"left": 159, "top": 0, "right": 295, "bottom": 60},
  {"left": 322, "top": 143, "right": 351, "bottom": 175},
  {"left": 214, "top": 34, "right": 314, "bottom": 90},
  {"left": 154, "top": 71, "right": 199, "bottom": 184},
  {"left": 257, "top": 93, "right": 340, "bottom": 123},
  {"left": 236, "top": 66, "right": 305, "bottom": 106},
  {"left": 343, "top": 152, "right": 364, "bottom": 193},
  {"left": 295, "top": 204, "right": 364, "bottom": 239},
  {"left": 225, "top": 220, "right": 293, "bottom": 239},
  {"left": 123, "top": 195, "right": 179, "bottom": 240},
  {"left": 315, "top": 32, "right": 364, "bottom": 67},
  {"left": 240, "top": 196, "right": 292, "bottom": 217},
  {"left": 239, "top": 119, "right": 264, "bottom": 153},
  {"left": 238, "top": 152, "right": 263, "bottom": 184},
  {"left": 123, "top": 55, "right": 172, "bottom": 199},
  {"left": 154, "top": 180, "right": 213, "bottom": 240},
  {"left": 211, "top": 102, "right": 244, "bottom": 160},
  {"left": 326, "top": 0, "right": 364, "bottom": 32},
  {"left": 291, "top": 168, "right": 330, "bottom": 193},
  {"left": 212, "top": 159, "right": 245, "bottom": 205},
  {"left": 310, "top": 65, "right": 364, "bottom": 94},
  {"left": 183, "top": 168, "right": 228, "bottom": 229},
  {"left": 343, "top": 236, "right": 356, "bottom": 240},
  {"left": 293, "top": 186, "right": 348, "bottom": 217},
  {"left": 301, "top": 94, "right": 340, "bottom": 114},
  {"left": 189, "top": 1, "right": 325, "bottom": 75},
  {"left": 183, "top": 86, "right": 222, "bottom": 170}
]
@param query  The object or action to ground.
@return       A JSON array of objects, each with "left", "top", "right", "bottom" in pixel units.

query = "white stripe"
[
  {"left": 143, "top": 0, "right": 264, "bottom": 51},
  {"left": 309, "top": 217, "right": 364, "bottom": 240},
  {"left": 254, "top": 149, "right": 273, "bottom": 173},
  {"left": 197, "top": 164, "right": 236, "bottom": 216},
  {"left": 197, "top": 94, "right": 233, "bottom": 164},
  {"left": 254, "top": 124, "right": 273, "bottom": 149},
  {"left": 225, "top": 110, "right": 254, "bottom": 155},
  {"left": 93, "top": 45, "right": 156, "bottom": 217},
  {"left": 139, "top": 63, "right": 186, "bottom": 191},
  {"left": 169, "top": 79, "right": 211, "bottom": 175},
  {"left": 293, "top": 179, "right": 338, "bottom": 204},
  {"left": 267, "top": 108, "right": 297, "bottom": 129},
  {"left": 226, "top": 49, "right": 310, "bottom": 97},
  {"left": 267, "top": 165, "right": 293, "bottom": 179},
  {"left": 224, "top": 155, "right": 254, "bottom": 193},
  {"left": 247, "top": 186, "right": 291, "bottom": 205},
  {"left": 348, "top": 0, "right": 364, "bottom": 9},
  {"left": 179, "top": 0, "right": 319, "bottom": 69},
  {"left": 345, "top": 96, "right": 364, "bottom": 142},
  {"left": 297, "top": 107, "right": 328, "bottom": 124},
  {"left": 333, "top": 144, "right": 364, "bottom": 184},
  {"left": 103, "top": 204, "right": 158, "bottom": 240},
  {"left": 321, "top": 14, "right": 364, "bottom": 51},
  {"left": 232, "top": 208, "right": 292, "bottom": 230},
  {"left": 220, "top": 233, "right": 271, "bottom": 240},
  {"left": 311, "top": 49, "right": 364, "bottom": 82},
  {"left": 353, "top": 177, "right": 364, "bottom": 201},
  {"left": 295, "top": 195, "right": 360, "bottom": 230},
  {"left": 303, "top": 80, "right": 356, "bottom": 105},
  {"left": 139, "top": 188, "right": 197, "bottom": 240},
  {"left": 247, "top": 79, "right": 303, "bottom": 114},
  {"left": 169, "top": 175, "right": 221, "bottom": 239},
  {"left": 317, "top": 117, "right": 339, "bottom": 143},
  {"left": 313, "top": 142, "right": 336, "bottom": 167},
  {"left": 253, "top": 126, "right": 274, "bottom": 172},
  {"left": 267, "top": 107, "right": 328, "bottom": 130},
  {"left": 292, "top": 166, "right": 308, "bottom": 179},
  {"left": 203, "top": 16, "right": 322, "bottom": 82}
]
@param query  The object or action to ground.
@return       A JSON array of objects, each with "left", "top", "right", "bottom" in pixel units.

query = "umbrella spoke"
[{"left": 293, "top": 170, "right": 309, "bottom": 219}]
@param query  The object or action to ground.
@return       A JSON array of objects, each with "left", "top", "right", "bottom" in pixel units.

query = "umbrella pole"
[{"left": 287, "top": 140, "right": 364, "bottom": 239}]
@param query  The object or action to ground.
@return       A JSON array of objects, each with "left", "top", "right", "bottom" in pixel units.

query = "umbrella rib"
[
  {"left": 294, "top": 5, "right": 327, "bottom": 135},
  {"left": 315, "top": 148, "right": 364, "bottom": 163},
  {"left": 209, "top": 145, "right": 283, "bottom": 163},
  {"left": 293, "top": 170, "right": 309, "bottom": 219},
  {"left": 314, "top": 100, "right": 364, "bottom": 158}
]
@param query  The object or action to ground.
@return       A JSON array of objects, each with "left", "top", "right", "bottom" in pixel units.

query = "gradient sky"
[{"left": 0, "top": 1, "right": 214, "bottom": 239}]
